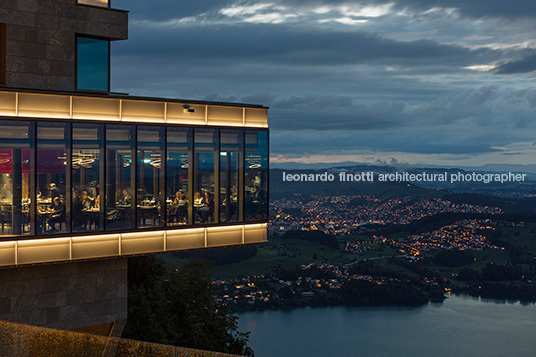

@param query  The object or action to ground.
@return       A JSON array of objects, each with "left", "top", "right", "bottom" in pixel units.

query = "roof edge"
[{"left": 0, "top": 86, "right": 269, "bottom": 110}]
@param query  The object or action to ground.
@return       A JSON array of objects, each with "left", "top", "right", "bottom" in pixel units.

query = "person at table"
[
  {"left": 48, "top": 183, "right": 61, "bottom": 200},
  {"left": 88, "top": 185, "right": 99, "bottom": 201},
  {"left": 48, "top": 196, "right": 65, "bottom": 233},
  {"left": 173, "top": 191, "right": 187, "bottom": 206},
  {"left": 72, "top": 191, "right": 84, "bottom": 231},
  {"left": 223, "top": 187, "right": 237, "bottom": 218},
  {"left": 118, "top": 189, "right": 131, "bottom": 205},
  {"left": 80, "top": 191, "right": 94, "bottom": 210},
  {"left": 202, "top": 191, "right": 214, "bottom": 211},
  {"left": 169, "top": 191, "right": 186, "bottom": 222},
  {"left": 0, "top": 180, "right": 12, "bottom": 200},
  {"left": 203, "top": 190, "right": 213, "bottom": 202},
  {"left": 193, "top": 191, "right": 202, "bottom": 222},
  {"left": 197, "top": 191, "right": 214, "bottom": 223},
  {"left": 123, "top": 189, "right": 131, "bottom": 204},
  {"left": 194, "top": 191, "right": 202, "bottom": 206}
]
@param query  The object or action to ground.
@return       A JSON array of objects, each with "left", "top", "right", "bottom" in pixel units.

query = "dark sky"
[{"left": 112, "top": 0, "right": 536, "bottom": 167}]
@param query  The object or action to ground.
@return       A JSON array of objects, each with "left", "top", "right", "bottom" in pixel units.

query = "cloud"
[
  {"left": 393, "top": 0, "right": 536, "bottom": 19},
  {"left": 118, "top": 0, "right": 536, "bottom": 23},
  {"left": 270, "top": 0, "right": 536, "bottom": 20},
  {"left": 111, "top": 0, "right": 536, "bottom": 166},
  {"left": 118, "top": 21, "right": 508, "bottom": 72},
  {"left": 495, "top": 53, "right": 536, "bottom": 74}
]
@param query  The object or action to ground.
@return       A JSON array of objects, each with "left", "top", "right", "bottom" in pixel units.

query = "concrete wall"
[
  {"left": 0, "top": 257, "right": 128, "bottom": 337},
  {"left": 0, "top": 0, "right": 128, "bottom": 91}
]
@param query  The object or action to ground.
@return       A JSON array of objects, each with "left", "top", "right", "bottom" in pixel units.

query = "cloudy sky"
[{"left": 112, "top": 0, "right": 536, "bottom": 167}]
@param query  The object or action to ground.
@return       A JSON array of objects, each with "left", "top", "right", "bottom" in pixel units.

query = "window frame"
[
  {"left": 75, "top": 35, "right": 111, "bottom": 93},
  {"left": 244, "top": 130, "right": 269, "bottom": 222}
]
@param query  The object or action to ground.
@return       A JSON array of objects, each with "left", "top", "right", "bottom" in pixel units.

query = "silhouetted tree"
[{"left": 124, "top": 256, "right": 254, "bottom": 356}]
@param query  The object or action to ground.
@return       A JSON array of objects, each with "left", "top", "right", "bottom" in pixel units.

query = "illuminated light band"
[
  {"left": 0, "top": 91, "right": 268, "bottom": 128},
  {"left": 0, "top": 223, "right": 268, "bottom": 267}
]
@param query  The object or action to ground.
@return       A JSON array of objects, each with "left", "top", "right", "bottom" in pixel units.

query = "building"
[{"left": 0, "top": 0, "right": 268, "bottom": 337}]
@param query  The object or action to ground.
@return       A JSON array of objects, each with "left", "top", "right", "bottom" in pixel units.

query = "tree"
[
  {"left": 458, "top": 267, "right": 480, "bottom": 282},
  {"left": 124, "top": 256, "right": 254, "bottom": 356},
  {"left": 433, "top": 249, "right": 474, "bottom": 267}
]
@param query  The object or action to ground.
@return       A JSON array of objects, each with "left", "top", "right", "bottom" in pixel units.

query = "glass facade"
[
  {"left": 194, "top": 129, "right": 217, "bottom": 224},
  {"left": 37, "top": 122, "right": 69, "bottom": 234},
  {"left": 0, "top": 122, "right": 32, "bottom": 236},
  {"left": 72, "top": 124, "right": 104, "bottom": 232},
  {"left": 137, "top": 127, "right": 165, "bottom": 228},
  {"left": 220, "top": 130, "right": 242, "bottom": 223},
  {"left": 167, "top": 128, "right": 192, "bottom": 226},
  {"left": 77, "top": 0, "right": 110, "bottom": 8},
  {"left": 106, "top": 125, "right": 135, "bottom": 230},
  {"left": 245, "top": 130, "right": 269, "bottom": 221},
  {"left": 0, "top": 119, "right": 268, "bottom": 239},
  {"left": 77, "top": 37, "right": 110, "bottom": 92}
]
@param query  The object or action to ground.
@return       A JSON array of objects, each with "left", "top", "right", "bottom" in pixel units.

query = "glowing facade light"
[
  {"left": 0, "top": 223, "right": 268, "bottom": 267},
  {"left": 0, "top": 90, "right": 268, "bottom": 128}
]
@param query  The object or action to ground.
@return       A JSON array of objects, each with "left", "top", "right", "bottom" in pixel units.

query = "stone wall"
[
  {"left": 0, "top": 0, "right": 128, "bottom": 91},
  {"left": 0, "top": 319, "right": 244, "bottom": 357},
  {"left": 0, "top": 258, "right": 128, "bottom": 337}
]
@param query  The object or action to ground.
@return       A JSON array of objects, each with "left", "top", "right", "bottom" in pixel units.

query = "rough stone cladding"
[
  {"left": 0, "top": 258, "right": 128, "bottom": 335},
  {"left": 0, "top": 0, "right": 128, "bottom": 91}
]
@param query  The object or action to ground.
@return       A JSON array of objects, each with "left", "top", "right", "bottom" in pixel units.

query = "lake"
[{"left": 237, "top": 294, "right": 536, "bottom": 357}]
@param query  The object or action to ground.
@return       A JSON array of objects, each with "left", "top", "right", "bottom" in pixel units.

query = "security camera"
[{"left": 183, "top": 105, "right": 195, "bottom": 113}]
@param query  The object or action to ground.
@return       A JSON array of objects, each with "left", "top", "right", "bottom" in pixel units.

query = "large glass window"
[
  {"left": 77, "top": 37, "right": 110, "bottom": 92},
  {"left": 194, "top": 129, "right": 217, "bottom": 224},
  {"left": 0, "top": 119, "right": 268, "bottom": 238},
  {"left": 37, "top": 123, "right": 69, "bottom": 234},
  {"left": 137, "top": 127, "right": 165, "bottom": 228},
  {"left": 245, "top": 130, "right": 268, "bottom": 221},
  {"left": 106, "top": 125, "right": 135, "bottom": 230},
  {"left": 72, "top": 124, "right": 104, "bottom": 232},
  {"left": 0, "top": 121, "right": 32, "bottom": 236},
  {"left": 167, "top": 128, "right": 192, "bottom": 226},
  {"left": 220, "top": 130, "right": 242, "bottom": 223},
  {"left": 77, "top": 0, "right": 109, "bottom": 8}
]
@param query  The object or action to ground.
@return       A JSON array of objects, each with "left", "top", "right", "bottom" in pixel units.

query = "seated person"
[
  {"left": 118, "top": 189, "right": 131, "bottom": 205},
  {"left": 48, "top": 196, "right": 65, "bottom": 233},
  {"left": 173, "top": 191, "right": 188, "bottom": 206},
  {"left": 0, "top": 181, "right": 12, "bottom": 201},
  {"left": 73, "top": 191, "right": 95, "bottom": 231},
  {"left": 172, "top": 191, "right": 181, "bottom": 205},
  {"left": 48, "top": 183, "right": 61, "bottom": 200},
  {"left": 193, "top": 191, "right": 202, "bottom": 206},
  {"left": 197, "top": 191, "right": 214, "bottom": 223},
  {"left": 222, "top": 188, "right": 237, "bottom": 220},
  {"left": 94, "top": 194, "right": 100, "bottom": 210},
  {"left": 80, "top": 191, "right": 94, "bottom": 210},
  {"left": 168, "top": 192, "right": 187, "bottom": 223}
]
